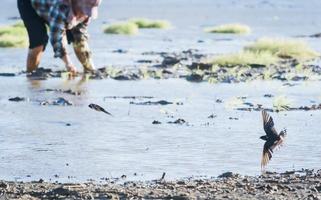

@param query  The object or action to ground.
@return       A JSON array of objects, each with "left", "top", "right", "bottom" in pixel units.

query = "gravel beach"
[{"left": 1, "top": 169, "right": 320, "bottom": 200}]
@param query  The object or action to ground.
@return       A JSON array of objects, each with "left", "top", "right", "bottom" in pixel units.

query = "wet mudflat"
[{"left": 0, "top": 77, "right": 321, "bottom": 183}]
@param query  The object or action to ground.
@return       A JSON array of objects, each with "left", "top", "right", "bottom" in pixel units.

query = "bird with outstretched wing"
[{"left": 260, "top": 110, "right": 286, "bottom": 168}]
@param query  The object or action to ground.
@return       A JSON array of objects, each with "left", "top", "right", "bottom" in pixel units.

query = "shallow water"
[
  {"left": 1, "top": 0, "right": 321, "bottom": 72},
  {"left": 0, "top": 77, "right": 320, "bottom": 182}
]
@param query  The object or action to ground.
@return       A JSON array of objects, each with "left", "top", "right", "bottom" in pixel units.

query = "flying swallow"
[
  {"left": 88, "top": 103, "right": 113, "bottom": 116},
  {"left": 260, "top": 110, "right": 286, "bottom": 168}
]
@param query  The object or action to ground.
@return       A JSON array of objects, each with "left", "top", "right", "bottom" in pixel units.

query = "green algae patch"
[
  {"left": 103, "top": 18, "right": 171, "bottom": 35},
  {"left": 205, "top": 23, "right": 251, "bottom": 34},
  {"left": 212, "top": 51, "right": 278, "bottom": 67},
  {"left": 104, "top": 22, "right": 139, "bottom": 35},
  {"left": 0, "top": 22, "right": 28, "bottom": 48},
  {"left": 245, "top": 37, "right": 319, "bottom": 60},
  {"left": 210, "top": 37, "right": 319, "bottom": 68},
  {"left": 129, "top": 18, "right": 171, "bottom": 29}
]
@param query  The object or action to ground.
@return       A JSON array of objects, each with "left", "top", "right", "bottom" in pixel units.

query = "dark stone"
[
  {"left": 0, "top": 182, "right": 8, "bottom": 189},
  {"left": 264, "top": 94, "right": 274, "bottom": 98},
  {"left": 188, "top": 62, "right": 213, "bottom": 70},
  {"left": 0, "top": 73, "right": 16, "bottom": 77},
  {"left": 218, "top": 172, "right": 238, "bottom": 178},
  {"left": 162, "top": 56, "right": 180, "bottom": 66},
  {"left": 26, "top": 68, "right": 53, "bottom": 79},
  {"left": 44, "top": 89, "right": 82, "bottom": 96},
  {"left": 291, "top": 76, "right": 307, "bottom": 81},
  {"left": 249, "top": 64, "right": 266, "bottom": 68},
  {"left": 112, "top": 49, "right": 128, "bottom": 53},
  {"left": 113, "top": 75, "right": 131, "bottom": 80},
  {"left": 229, "top": 117, "right": 239, "bottom": 120},
  {"left": 9, "top": 97, "right": 26, "bottom": 102},
  {"left": 186, "top": 73, "right": 203, "bottom": 82},
  {"left": 168, "top": 118, "right": 186, "bottom": 125},
  {"left": 113, "top": 73, "right": 140, "bottom": 81},
  {"left": 63, "top": 89, "right": 82, "bottom": 96},
  {"left": 152, "top": 120, "right": 162, "bottom": 125},
  {"left": 41, "top": 98, "right": 73, "bottom": 106},
  {"left": 208, "top": 114, "right": 217, "bottom": 119},
  {"left": 176, "top": 181, "right": 185, "bottom": 185},
  {"left": 244, "top": 102, "right": 254, "bottom": 107},
  {"left": 97, "top": 67, "right": 107, "bottom": 73},
  {"left": 272, "top": 75, "right": 287, "bottom": 81},
  {"left": 283, "top": 83, "right": 297, "bottom": 87},
  {"left": 162, "top": 69, "right": 173, "bottom": 75}
]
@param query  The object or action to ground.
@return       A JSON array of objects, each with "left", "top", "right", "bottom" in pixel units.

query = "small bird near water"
[
  {"left": 88, "top": 103, "right": 113, "bottom": 116},
  {"left": 260, "top": 110, "right": 286, "bottom": 168}
]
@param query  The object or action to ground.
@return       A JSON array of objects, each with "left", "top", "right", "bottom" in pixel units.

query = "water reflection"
[{"left": 26, "top": 77, "right": 42, "bottom": 89}]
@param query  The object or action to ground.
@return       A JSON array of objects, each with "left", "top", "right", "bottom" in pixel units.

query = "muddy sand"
[
  {"left": 3, "top": 50, "right": 321, "bottom": 84},
  {"left": 0, "top": 169, "right": 320, "bottom": 200}
]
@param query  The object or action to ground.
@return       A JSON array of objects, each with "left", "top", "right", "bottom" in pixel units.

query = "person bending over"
[{"left": 17, "top": 0, "right": 101, "bottom": 74}]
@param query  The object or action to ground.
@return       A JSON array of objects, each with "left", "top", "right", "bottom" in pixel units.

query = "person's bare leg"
[
  {"left": 26, "top": 45, "right": 44, "bottom": 72},
  {"left": 73, "top": 40, "right": 95, "bottom": 73}
]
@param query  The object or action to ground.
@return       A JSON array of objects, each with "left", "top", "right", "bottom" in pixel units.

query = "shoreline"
[{"left": 1, "top": 169, "right": 320, "bottom": 199}]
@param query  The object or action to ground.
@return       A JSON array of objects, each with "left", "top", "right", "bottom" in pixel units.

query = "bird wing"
[
  {"left": 262, "top": 110, "right": 279, "bottom": 138},
  {"left": 261, "top": 140, "right": 274, "bottom": 168},
  {"left": 102, "top": 109, "right": 112, "bottom": 116},
  {"left": 261, "top": 137, "right": 285, "bottom": 168},
  {"left": 96, "top": 104, "right": 113, "bottom": 116}
]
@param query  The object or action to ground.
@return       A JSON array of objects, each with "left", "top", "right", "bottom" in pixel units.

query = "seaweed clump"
[
  {"left": 129, "top": 18, "right": 171, "bottom": 29},
  {"left": 0, "top": 22, "right": 28, "bottom": 48},
  {"left": 104, "top": 22, "right": 139, "bottom": 35},
  {"left": 205, "top": 23, "right": 251, "bottom": 34},
  {"left": 104, "top": 18, "right": 171, "bottom": 35},
  {"left": 211, "top": 37, "right": 319, "bottom": 67}
]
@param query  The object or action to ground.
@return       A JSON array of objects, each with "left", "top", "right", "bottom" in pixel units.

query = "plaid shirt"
[{"left": 31, "top": 0, "right": 89, "bottom": 58}]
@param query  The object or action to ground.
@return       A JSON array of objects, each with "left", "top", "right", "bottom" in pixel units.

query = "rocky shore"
[
  {"left": 1, "top": 49, "right": 321, "bottom": 83},
  {"left": 1, "top": 169, "right": 320, "bottom": 200}
]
